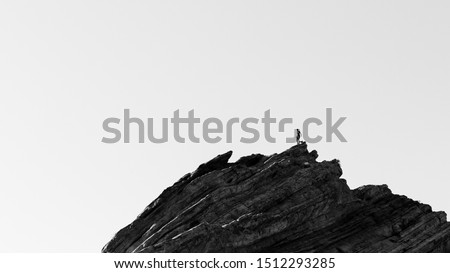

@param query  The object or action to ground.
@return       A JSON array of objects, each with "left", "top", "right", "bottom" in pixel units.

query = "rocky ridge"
[{"left": 102, "top": 143, "right": 450, "bottom": 252}]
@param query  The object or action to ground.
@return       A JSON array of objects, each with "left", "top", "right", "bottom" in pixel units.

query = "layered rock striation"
[{"left": 102, "top": 143, "right": 450, "bottom": 253}]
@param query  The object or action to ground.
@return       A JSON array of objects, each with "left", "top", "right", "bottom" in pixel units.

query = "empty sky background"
[{"left": 0, "top": 1, "right": 449, "bottom": 252}]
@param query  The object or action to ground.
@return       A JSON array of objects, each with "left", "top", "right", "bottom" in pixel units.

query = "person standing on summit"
[{"left": 296, "top": 129, "right": 302, "bottom": 144}]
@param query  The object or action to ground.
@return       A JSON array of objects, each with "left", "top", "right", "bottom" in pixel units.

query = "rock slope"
[{"left": 102, "top": 143, "right": 450, "bottom": 253}]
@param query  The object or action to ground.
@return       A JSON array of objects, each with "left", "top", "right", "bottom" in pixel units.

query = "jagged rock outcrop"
[{"left": 102, "top": 143, "right": 450, "bottom": 253}]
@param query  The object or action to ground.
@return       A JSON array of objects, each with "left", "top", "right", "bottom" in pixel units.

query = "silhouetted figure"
[{"left": 296, "top": 129, "right": 302, "bottom": 144}]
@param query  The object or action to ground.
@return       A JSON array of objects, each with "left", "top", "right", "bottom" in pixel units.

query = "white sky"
[{"left": 0, "top": 1, "right": 449, "bottom": 252}]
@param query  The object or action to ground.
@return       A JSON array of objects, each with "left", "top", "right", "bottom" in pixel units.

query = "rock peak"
[{"left": 102, "top": 145, "right": 450, "bottom": 253}]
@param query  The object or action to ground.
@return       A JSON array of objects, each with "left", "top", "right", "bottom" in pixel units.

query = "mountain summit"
[{"left": 102, "top": 144, "right": 450, "bottom": 252}]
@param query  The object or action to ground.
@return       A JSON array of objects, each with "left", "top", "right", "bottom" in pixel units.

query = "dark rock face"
[{"left": 102, "top": 144, "right": 450, "bottom": 253}]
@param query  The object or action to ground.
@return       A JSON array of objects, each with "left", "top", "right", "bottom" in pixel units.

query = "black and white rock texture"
[{"left": 102, "top": 143, "right": 450, "bottom": 253}]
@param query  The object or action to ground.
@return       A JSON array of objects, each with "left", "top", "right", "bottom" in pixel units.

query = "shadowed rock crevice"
[{"left": 102, "top": 143, "right": 450, "bottom": 253}]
